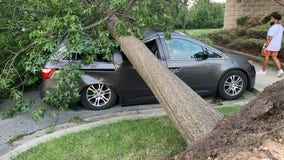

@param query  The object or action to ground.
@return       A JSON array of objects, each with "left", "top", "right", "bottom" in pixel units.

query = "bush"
[
  {"left": 262, "top": 12, "right": 281, "bottom": 24},
  {"left": 246, "top": 27, "right": 267, "bottom": 39},
  {"left": 236, "top": 16, "right": 250, "bottom": 26},
  {"left": 263, "top": 15, "right": 271, "bottom": 24},
  {"left": 227, "top": 38, "right": 263, "bottom": 47},
  {"left": 207, "top": 30, "right": 237, "bottom": 44}
]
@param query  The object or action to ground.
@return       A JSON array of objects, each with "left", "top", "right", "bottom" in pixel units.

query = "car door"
[
  {"left": 161, "top": 36, "right": 221, "bottom": 95},
  {"left": 117, "top": 38, "right": 167, "bottom": 105}
]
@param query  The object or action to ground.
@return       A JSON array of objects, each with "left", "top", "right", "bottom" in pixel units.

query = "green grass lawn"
[
  {"left": 176, "top": 28, "right": 222, "bottom": 45},
  {"left": 12, "top": 105, "right": 241, "bottom": 160},
  {"left": 177, "top": 28, "right": 221, "bottom": 38}
]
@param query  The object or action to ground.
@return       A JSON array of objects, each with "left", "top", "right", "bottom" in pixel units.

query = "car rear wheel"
[
  {"left": 80, "top": 84, "right": 117, "bottom": 110},
  {"left": 218, "top": 70, "right": 247, "bottom": 100}
]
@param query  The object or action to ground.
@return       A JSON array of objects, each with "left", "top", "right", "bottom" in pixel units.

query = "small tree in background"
[
  {"left": 188, "top": 0, "right": 224, "bottom": 29},
  {"left": 176, "top": 2, "right": 191, "bottom": 32}
]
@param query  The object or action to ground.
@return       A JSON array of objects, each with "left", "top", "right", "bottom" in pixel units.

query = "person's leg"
[
  {"left": 271, "top": 51, "right": 282, "bottom": 70},
  {"left": 261, "top": 49, "right": 270, "bottom": 72},
  {"left": 271, "top": 57, "right": 281, "bottom": 69},
  {"left": 262, "top": 56, "right": 270, "bottom": 71},
  {"left": 271, "top": 51, "right": 283, "bottom": 77}
]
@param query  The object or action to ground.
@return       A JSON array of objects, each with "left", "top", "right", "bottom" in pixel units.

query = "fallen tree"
[{"left": 105, "top": 12, "right": 222, "bottom": 143}]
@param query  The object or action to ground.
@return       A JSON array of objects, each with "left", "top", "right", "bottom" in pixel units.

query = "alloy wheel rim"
[
  {"left": 86, "top": 84, "right": 111, "bottom": 107},
  {"left": 224, "top": 75, "right": 243, "bottom": 96}
]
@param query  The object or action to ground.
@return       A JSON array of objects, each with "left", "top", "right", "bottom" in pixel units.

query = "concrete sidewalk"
[
  {"left": 253, "top": 62, "right": 284, "bottom": 92},
  {"left": 1, "top": 57, "right": 284, "bottom": 160}
]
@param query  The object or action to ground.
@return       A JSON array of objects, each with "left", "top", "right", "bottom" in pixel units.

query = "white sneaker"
[
  {"left": 277, "top": 69, "right": 283, "bottom": 77},
  {"left": 256, "top": 70, "right": 266, "bottom": 75}
]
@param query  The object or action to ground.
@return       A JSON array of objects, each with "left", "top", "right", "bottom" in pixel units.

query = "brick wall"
[{"left": 224, "top": 0, "right": 284, "bottom": 29}]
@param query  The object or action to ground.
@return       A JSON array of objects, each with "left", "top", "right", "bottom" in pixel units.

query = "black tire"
[
  {"left": 218, "top": 70, "right": 247, "bottom": 100},
  {"left": 80, "top": 84, "right": 117, "bottom": 110}
]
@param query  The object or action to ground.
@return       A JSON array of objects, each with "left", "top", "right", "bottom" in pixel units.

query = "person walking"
[{"left": 257, "top": 12, "right": 284, "bottom": 77}]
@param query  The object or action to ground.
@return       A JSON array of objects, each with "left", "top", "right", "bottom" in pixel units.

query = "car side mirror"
[
  {"left": 193, "top": 51, "right": 209, "bottom": 59},
  {"left": 203, "top": 51, "right": 209, "bottom": 59}
]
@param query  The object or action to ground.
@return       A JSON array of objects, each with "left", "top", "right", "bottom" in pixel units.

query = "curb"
[{"left": 0, "top": 108, "right": 166, "bottom": 160}]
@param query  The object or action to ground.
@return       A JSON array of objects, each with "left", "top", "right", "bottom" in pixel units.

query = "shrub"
[
  {"left": 235, "top": 28, "right": 247, "bottom": 37},
  {"left": 236, "top": 16, "right": 250, "bottom": 26},
  {"left": 226, "top": 38, "right": 264, "bottom": 56},
  {"left": 246, "top": 28, "right": 266, "bottom": 39},
  {"left": 228, "top": 38, "right": 263, "bottom": 47},
  {"left": 207, "top": 30, "right": 236, "bottom": 44}
]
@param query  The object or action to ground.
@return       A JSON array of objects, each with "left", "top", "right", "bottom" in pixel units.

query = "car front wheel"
[
  {"left": 218, "top": 70, "right": 247, "bottom": 100},
  {"left": 80, "top": 84, "right": 117, "bottom": 110}
]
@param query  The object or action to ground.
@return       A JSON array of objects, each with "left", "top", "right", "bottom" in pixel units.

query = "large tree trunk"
[{"left": 106, "top": 15, "right": 223, "bottom": 143}]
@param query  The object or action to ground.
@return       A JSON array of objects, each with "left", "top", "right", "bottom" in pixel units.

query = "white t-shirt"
[{"left": 266, "top": 24, "right": 284, "bottom": 51}]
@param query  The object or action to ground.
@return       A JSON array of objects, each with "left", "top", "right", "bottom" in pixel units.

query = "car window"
[
  {"left": 165, "top": 38, "right": 203, "bottom": 59},
  {"left": 121, "top": 39, "right": 161, "bottom": 60},
  {"left": 62, "top": 52, "right": 111, "bottom": 62},
  {"left": 145, "top": 40, "right": 160, "bottom": 59},
  {"left": 206, "top": 49, "right": 223, "bottom": 58},
  {"left": 63, "top": 53, "right": 83, "bottom": 61}
]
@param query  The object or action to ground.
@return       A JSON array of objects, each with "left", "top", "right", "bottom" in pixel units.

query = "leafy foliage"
[
  {"left": 0, "top": 0, "right": 185, "bottom": 118},
  {"left": 42, "top": 64, "right": 82, "bottom": 110},
  {"left": 187, "top": 0, "right": 224, "bottom": 29}
]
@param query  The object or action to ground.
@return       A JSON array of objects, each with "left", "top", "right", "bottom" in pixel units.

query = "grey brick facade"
[{"left": 224, "top": 0, "right": 284, "bottom": 29}]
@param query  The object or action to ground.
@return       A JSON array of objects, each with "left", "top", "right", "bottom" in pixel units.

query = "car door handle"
[{"left": 169, "top": 68, "right": 181, "bottom": 73}]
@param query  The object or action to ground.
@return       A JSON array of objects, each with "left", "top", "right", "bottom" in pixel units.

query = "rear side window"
[
  {"left": 165, "top": 38, "right": 203, "bottom": 59},
  {"left": 145, "top": 39, "right": 160, "bottom": 59},
  {"left": 63, "top": 53, "right": 83, "bottom": 61},
  {"left": 62, "top": 52, "right": 110, "bottom": 63},
  {"left": 120, "top": 39, "right": 161, "bottom": 60}
]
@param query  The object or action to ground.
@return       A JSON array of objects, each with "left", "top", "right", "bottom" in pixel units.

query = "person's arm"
[{"left": 264, "top": 36, "right": 273, "bottom": 48}]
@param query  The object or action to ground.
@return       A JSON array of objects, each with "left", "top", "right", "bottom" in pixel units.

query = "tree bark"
[{"left": 106, "top": 15, "right": 223, "bottom": 143}]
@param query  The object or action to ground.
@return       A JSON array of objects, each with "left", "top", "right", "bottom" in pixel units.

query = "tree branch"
[
  {"left": 84, "top": 8, "right": 118, "bottom": 31},
  {"left": 3, "top": 42, "right": 35, "bottom": 72},
  {"left": 84, "top": 15, "right": 111, "bottom": 30},
  {"left": 122, "top": 0, "right": 136, "bottom": 20},
  {"left": 1, "top": 2, "right": 53, "bottom": 13}
]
